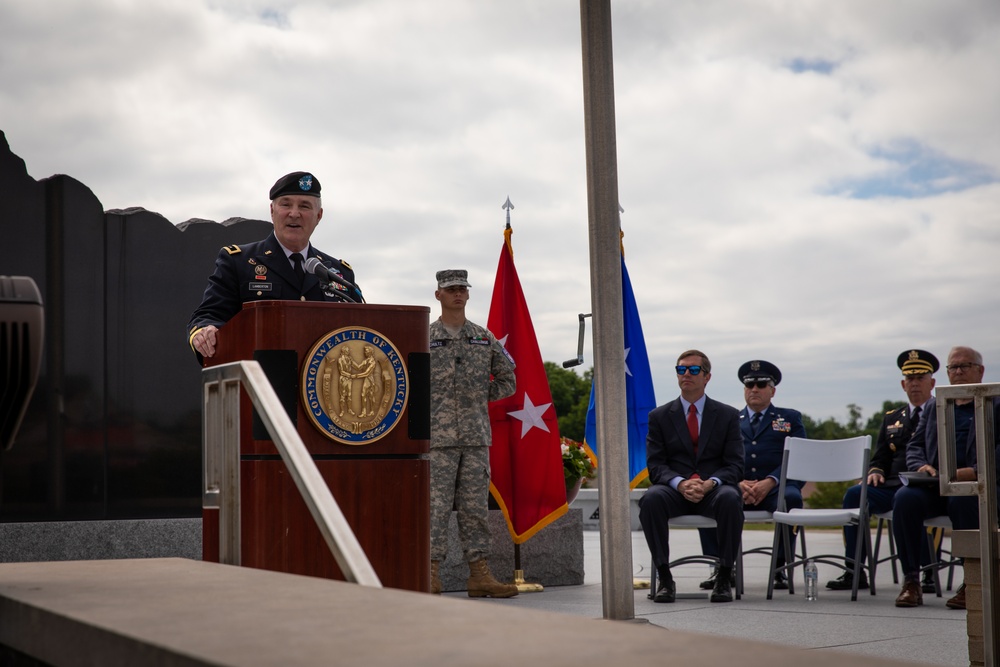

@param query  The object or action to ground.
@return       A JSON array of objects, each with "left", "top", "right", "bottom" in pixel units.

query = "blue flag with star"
[{"left": 584, "top": 254, "right": 657, "bottom": 489}]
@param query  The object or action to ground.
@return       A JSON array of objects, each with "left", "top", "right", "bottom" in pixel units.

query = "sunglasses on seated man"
[
  {"left": 743, "top": 380, "right": 773, "bottom": 389},
  {"left": 675, "top": 365, "right": 705, "bottom": 376}
]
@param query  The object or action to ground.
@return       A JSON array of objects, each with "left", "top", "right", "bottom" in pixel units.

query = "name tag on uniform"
[
  {"left": 430, "top": 340, "right": 448, "bottom": 348},
  {"left": 469, "top": 337, "right": 490, "bottom": 346},
  {"left": 251, "top": 282, "right": 273, "bottom": 291}
]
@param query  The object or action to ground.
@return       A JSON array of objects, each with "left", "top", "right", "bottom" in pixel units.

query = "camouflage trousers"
[{"left": 429, "top": 446, "right": 491, "bottom": 563}]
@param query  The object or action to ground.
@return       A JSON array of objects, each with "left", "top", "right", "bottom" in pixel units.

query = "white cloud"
[{"left": 2, "top": 0, "right": 998, "bottom": 422}]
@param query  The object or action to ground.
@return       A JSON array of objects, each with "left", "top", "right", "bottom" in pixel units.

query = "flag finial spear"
[
  {"left": 503, "top": 196, "right": 514, "bottom": 230},
  {"left": 501, "top": 197, "right": 515, "bottom": 254}
]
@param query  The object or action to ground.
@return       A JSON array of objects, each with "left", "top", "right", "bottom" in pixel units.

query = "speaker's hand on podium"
[{"left": 192, "top": 325, "right": 219, "bottom": 358}]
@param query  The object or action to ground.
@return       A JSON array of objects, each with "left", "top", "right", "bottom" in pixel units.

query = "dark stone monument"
[{"left": 0, "top": 129, "right": 270, "bottom": 520}]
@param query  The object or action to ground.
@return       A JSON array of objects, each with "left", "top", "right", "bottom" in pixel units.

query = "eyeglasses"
[
  {"left": 676, "top": 365, "right": 704, "bottom": 376},
  {"left": 743, "top": 380, "right": 771, "bottom": 389},
  {"left": 946, "top": 362, "right": 981, "bottom": 373}
]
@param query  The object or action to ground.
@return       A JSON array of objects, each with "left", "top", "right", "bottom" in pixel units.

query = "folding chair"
[
  {"left": 871, "top": 510, "right": 899, "bottom": 584},
  {"left": 767, "top": 435, "right": 873, "bottom": 601},
  {"left": 923, "top": 515, "right": 959, "bottom": 596},
  {"left": 872, "top": 511, "right": 958, "bottom": 593},
  {"left": 648, "top": 515, "right": 743, "bottom": 600},
  {"left": 738, "top": 510, "right": 785, "bottom": 587}
]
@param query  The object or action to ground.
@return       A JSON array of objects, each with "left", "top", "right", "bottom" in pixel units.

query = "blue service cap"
[{"left": 738, "top": 359, "right": 781, "bottom": 386}]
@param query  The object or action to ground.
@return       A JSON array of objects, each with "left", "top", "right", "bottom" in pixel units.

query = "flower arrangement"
[{"left": 561, "top": 437, "right": 596, "bottom": 487}]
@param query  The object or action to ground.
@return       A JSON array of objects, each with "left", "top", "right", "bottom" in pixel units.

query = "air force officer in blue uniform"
[
  {"left": 699, "top": 360, "right": 806, "bottom": 591},
  {"left": 187, "top": 171, "right": 363, "bottom": 360}
]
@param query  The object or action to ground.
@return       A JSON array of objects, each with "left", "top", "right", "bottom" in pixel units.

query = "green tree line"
[
  {"left": 545, "top": 361, "right": 903, "bottom": 442},
  {"left": 544, "top": 362, "right": 903, "bottom": 506}
]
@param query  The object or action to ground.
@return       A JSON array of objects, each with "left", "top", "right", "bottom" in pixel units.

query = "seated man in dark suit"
[{"left": 639, "top": 349, "right": 744, "bottom": 603}]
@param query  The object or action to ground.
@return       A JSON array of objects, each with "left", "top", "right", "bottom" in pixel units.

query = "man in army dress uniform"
[
  {"left": 827, "top": 349, "right": 938, "bottom": 592},
  {"left": 187, "top": 171, "right": 362, "bottom": 360},
  {"left": 698, "top": 360, "right": 806, "bottom": 591},
  {"left": 428, "top": 269, "right": 517, "bottom": 597}
]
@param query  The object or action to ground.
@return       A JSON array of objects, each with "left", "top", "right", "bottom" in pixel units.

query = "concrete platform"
[
  {"left": 0, "top": 527, "right": 971, "bottom": 667},
  {"left": 477, "top": 528, "right": 970, "bottom": 667},
  {"left": 0, "top": 555, "right": 921, "bottom": 667}
]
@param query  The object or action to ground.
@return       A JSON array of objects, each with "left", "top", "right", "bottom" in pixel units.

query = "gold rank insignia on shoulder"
[
  {"left": 224, "top": 245, "right": 241, "bottom": 255},
  {"left": 342, "top": 259, "right": 353, "bottom": 269}
]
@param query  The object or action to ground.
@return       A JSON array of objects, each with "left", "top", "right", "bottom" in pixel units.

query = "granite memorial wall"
[{"left": 0, "top": 129, "right": 271, "bottom": 521}]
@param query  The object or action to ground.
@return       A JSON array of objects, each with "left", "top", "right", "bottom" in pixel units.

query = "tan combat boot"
[
  {"left": 467, "top": 559, "right": 518, "bottom": 598},
  {"left": 431, "top": 560, "right": 442, "bottom": 595}
]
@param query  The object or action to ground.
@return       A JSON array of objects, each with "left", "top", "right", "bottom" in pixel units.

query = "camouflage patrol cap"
[
  {"left": 269, "top": 172, "right": 321, "bottom": 199},
  {"left": 436, "top": 269, "right": 471, "bottom": 289},
  {"left": 898, "top": 349, "right": 939, "bottom": 376}
]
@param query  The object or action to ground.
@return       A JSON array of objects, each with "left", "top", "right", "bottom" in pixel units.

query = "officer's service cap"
[
  {"left": 436, "top": 269, "right": 471, "bottom": 289},
  {"left": 897, "top": 349, "right": 939, "bottom": 376},
  {"left": 270, "top": 172, "right": 321, "bottom": 200},
  {"left": 738, "top": 359, "right": 782, "bottom": 386}
]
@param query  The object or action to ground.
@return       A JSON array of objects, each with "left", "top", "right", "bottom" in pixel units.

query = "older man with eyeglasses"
[
  {"left": 697, "top": 360, "right": 806, "bottom": 592},
  {"left": 892, "top": 345, "right": 985, "bottom": 609},
  {"left": 638, "top": 349, "right": 744, "bottom": 603}
]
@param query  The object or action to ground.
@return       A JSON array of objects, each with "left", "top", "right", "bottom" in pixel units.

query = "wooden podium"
[{"left": 202, "top": 300, "right": 431, "bottom": 592}]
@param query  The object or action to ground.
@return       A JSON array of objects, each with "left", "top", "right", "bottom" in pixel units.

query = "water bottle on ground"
[{"left": 804, "top": 559, "right": 818, "bottom": 601}]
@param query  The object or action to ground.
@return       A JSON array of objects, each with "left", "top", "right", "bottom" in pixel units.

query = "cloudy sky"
[{"left": 3, "top": 0, "right": 998, "bottom": 423}]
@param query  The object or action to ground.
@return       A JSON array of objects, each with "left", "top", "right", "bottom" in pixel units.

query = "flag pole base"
[
  {"left": 514, "top": 569, "right": 544, "bottom": 593},
  {"left": 633, "top": 578, "right": 651, "bottom": 590}
]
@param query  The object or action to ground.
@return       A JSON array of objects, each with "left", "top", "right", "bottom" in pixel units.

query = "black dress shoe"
[
  {"left": 653, "top": 578, "right": 676, "bottom": 603},
  {"left": 921, "top": 573, "right": 936, "bottom": 594},
  {"left": 773, "top": 572, "right": 789, "bottom": 590},
  {"left": 700, "top": 566, "right": 736, "bottom": 590},
  {"left": 710, "top": 567, "right": 734, "bottom": 603},
  {"left": 826, "top": 570, "right": 869, "bottom": 591}
]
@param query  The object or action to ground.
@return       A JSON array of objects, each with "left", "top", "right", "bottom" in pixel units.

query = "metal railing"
[
  {"left": 202, "top": 361, "right": 381, "bottom": 588},
  {"left": 936, "top": 382, "right": 998, "bottom": 667}
]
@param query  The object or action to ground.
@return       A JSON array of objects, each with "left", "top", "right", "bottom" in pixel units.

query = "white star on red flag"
[{"left": 507, "top": 393, "right": 552, "bottom": 437}]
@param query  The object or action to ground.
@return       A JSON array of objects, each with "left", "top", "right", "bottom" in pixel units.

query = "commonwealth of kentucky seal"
[{"left": 301, "top": 327, "right": 408, "bottom": 445}]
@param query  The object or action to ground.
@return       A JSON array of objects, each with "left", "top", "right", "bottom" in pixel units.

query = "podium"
[{"left": 202, "top": 300, "right": 431, "bottom": 592}]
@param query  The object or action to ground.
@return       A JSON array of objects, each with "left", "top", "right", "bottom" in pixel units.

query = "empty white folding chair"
[{"left": 767, "top": 435, "right": 873, "bottom": 601}]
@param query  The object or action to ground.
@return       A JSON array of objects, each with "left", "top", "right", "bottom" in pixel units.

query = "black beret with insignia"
[
  {"left": 897, "top": 349, "right": 939, "bottom": 376},
  {"left": 269, "top": 171, "right": 321, "bottom": 200},
  {"left": 738, "top": 359, "right": 782, "bottom": 386}
]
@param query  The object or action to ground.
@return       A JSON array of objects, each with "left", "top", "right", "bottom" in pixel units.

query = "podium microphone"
[{"left": 303, "top": 257, "right": 360, "bottom": 303}]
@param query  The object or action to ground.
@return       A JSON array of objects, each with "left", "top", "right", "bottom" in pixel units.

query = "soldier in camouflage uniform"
[{"left": 429, "top": 269, "right": 517, "bottom": 597}]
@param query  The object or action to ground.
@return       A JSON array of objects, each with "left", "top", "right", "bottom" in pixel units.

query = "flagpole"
[
  {"left": 580, "top": 0, "right": 636, "bottom": 621},
  {"left": 491, "top": 197, "right": 563, "bottom": 593},
  {"left": 503, "top": 196, "right": 544, "bottom": 594}
]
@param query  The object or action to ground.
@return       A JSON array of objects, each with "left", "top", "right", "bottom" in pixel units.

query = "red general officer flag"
[{"left": 487, "top": 225, "right": 568, "bottom": 543}]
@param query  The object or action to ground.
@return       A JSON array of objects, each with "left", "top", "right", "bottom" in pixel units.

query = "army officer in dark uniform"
[
  {"left": 826, "top": 349, "right": 939, "bottom": 592},
  {"left": 187, "top": 171, "right": 363, "bottom": 360},
  {"left": 698, "top": 360, "right": 806, "bottom": 591}
]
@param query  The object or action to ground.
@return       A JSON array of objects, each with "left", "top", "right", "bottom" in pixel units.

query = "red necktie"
[{"left": 687, "top": 404, "right": 700, "bottom": 479}]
